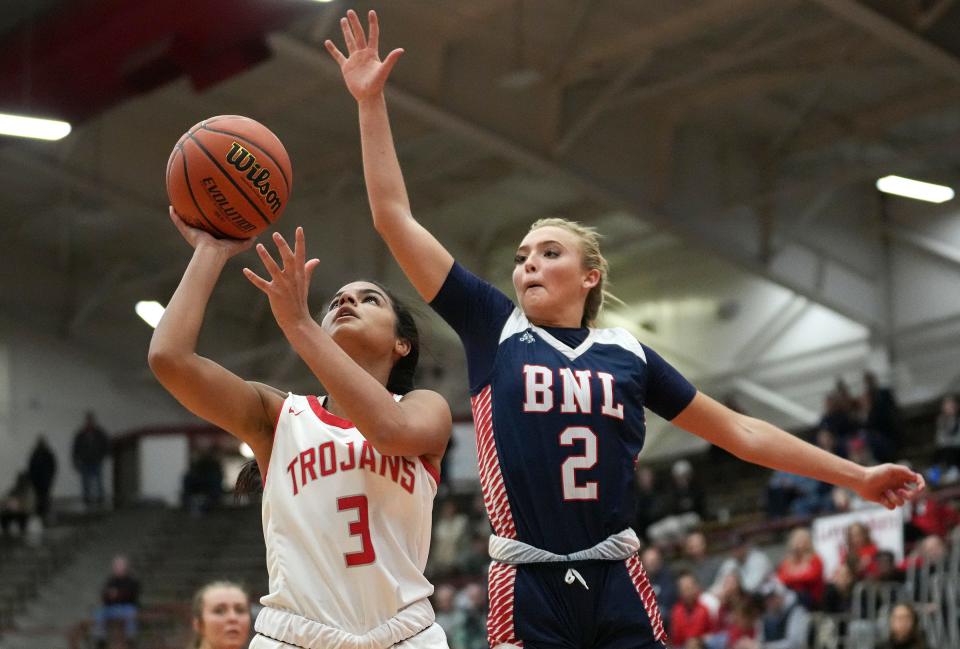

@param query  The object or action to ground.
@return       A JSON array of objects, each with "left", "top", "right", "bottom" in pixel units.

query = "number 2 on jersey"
[
  {"left": 560, "top": 426, "right": 598, "bottom": 500},
  {"left": 337, "top": 495, "right": 376, "bottom": 566}
]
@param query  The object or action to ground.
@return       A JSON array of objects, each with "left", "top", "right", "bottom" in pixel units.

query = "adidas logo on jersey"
[{"left": 519, "top": 331, "right": 535, "bottom": 344}]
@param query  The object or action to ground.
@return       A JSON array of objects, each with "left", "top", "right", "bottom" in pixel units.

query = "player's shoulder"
[{"left": 590, "top": 326, "right": 647, "bottom": 361}]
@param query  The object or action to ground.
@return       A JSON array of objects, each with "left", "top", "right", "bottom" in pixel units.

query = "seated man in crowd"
[{"left": 92, "top": 555, "right": 140, "bottom": 649}]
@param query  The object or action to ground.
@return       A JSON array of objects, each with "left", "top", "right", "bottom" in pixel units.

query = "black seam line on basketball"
[
  {"left": 188, "top": 133, "right": 273, "bottom": 227},
  {"left": 200, "top": 125, "right": 291, "bottom": 191},
  {"left": 182, "top": 148, "right": 230, "bottom": 238},
  {"left": 200, "top": 115, "right": 240, "bottom": 128}
]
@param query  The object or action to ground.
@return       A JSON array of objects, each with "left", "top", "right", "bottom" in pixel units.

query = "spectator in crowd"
[
  {"left": 642, "top": 545, "right": 678, "bottom": 631},
  {"left": 0, "top": 472, "right": 34, "bottom": 538},
  {"left": 841, "top": 522, "right": 878, "bottom": 578},
  {"left": 182, "top": 447, "right": 224, "bottom": 515},
  {"left": 190, "top": 580, "right": 251, "bottom": 649},
  {"left": 671, "top": 572, "right": 714, "bottom": 647},
  {"left": 776, "top": 527, "right": 824, "bottom": 609},
  {"left": 684, "top": 531, "right": 721, "bottom": 591},
  {"left": 933, "top": 394, "right": 960, "bottom": 483},
  {"left": 766, "top": 470, "right": 832, "bottom": 519},
  {"left": 719, "top": 598, "right": 761, "bottom": 649},
  {"left": 906, "top": 534, "right": 947, "bottom": 570},
  {"left": 879, "top": 603, "right": 928, "bottom": 649},
  {"left": 648, "top": 459, "right": 705, "bottom": 545},
  {"left": 466, "top": 492, "right": 490, "bottom": 538},
  {"left": 872, "top": 550, "right": 904, "bottom": 583},
  {"left": 456, "top": 532, "right": 490, "bottom": 576},
  {"left": 92, "top": 555, "right": 140, "bottom": 649},
  {"left": 449, "top": 582, "right": 487, "bottom": 649},
  {"left": 72, "top": 411, "right": 110, "bottom": 509},
  {"left": 711, "top": 572, "right": 747, "bottom": 637},
  {"left": 432, "top": 584, "right": 461, "bottom": 642},
  {"left": 905, "top": 492, "right": 959, "bottom": 542},
  {"left": 712, "top": 535, "right": 774, "bottom": 595},
  {"left": 429, "top": 500, "right": 469, "bottom": 578},
  {"left": 634, "top": 466, "right": 670, "bottom": 541},
  {"left": 821, "top": 563, "right": 856, "bottom": 614},
  {"left": 861, "top": 371, "right": 900, "bottom": 464},
  {"left": 846, "top": 436, "right": 875, "bottom": 468},
  {"left": 819, "top": 393, "right": 855, "bottom": 453},
  {"left": 28, "top": 435, "right": 57, "bottom": 524},
  {"left": 732, "top": 580, "right": 809, "bottom": 649}
]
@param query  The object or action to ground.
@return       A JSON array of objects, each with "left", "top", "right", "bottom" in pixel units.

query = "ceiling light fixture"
[
  {"left": 0, "top": 112, "right": 71, "bottom": 141},
  {"left": 135, "top": 300, "right": 165, "bottom": 329},
  {"left": 876, "top": 175, "right": 954, "bottom": 203}
]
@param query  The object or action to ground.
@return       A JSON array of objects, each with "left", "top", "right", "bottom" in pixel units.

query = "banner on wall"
[{"left": 812, "top": 506, "right": 905, "bottom": 577}]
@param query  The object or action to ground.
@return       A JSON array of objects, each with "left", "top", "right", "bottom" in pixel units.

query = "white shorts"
[{"left": 249, "top": 623, "right": 449, "bottom": 649}]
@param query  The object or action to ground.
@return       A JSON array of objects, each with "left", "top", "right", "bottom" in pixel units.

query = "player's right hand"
[
  {"left": 168, "top": 206, "right": 255, "bottom": 257},
  {"left": 325, "top": 9, "right": 404, "bottom": 102}
]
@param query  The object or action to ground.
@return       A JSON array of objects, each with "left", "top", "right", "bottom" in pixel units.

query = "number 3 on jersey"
[
  {"left": 337, "top": 495, "right": 376, "bottom": 566},
  {"left": 560, "top": 427, "right": 598, "bottom": 501}
]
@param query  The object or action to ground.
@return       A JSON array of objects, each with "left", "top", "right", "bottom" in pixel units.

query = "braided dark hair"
[{"left": 234, "top": 281, "right": 420, "bottom": 496}]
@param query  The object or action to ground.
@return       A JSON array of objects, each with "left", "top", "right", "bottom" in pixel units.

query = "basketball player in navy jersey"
[
  {"left": 149, "top": 209, "right": 451, "bottom": 648},
  {"left": 326, "top": 10, "right": 925, "bottom": 648}
]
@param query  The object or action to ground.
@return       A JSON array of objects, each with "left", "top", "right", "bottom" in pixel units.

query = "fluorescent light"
[
  {"left": 876, "top": 175, "right": 954, "bottom": 203},
  {"left": 0, "top": 113, "right": 71, "bottom": 141},
  {"left": 239, "top": 443, "right": 256, "bottom": 459},
  {"left": 135, "top": 300, "right": 165, "bottom": 328}
]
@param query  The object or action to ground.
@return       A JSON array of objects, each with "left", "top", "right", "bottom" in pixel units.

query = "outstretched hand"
[
  {"left": 324, "top": 9, "right": 403, "bottom": 102},
  {"left": 168, "top": 207, "right": 255, "bottom": 257},
  {"left": 243, "top": 227, "right": 320, "bottom": 332},
  {"left": 855, "top": 463, "right": 926, "bottom": 510}
]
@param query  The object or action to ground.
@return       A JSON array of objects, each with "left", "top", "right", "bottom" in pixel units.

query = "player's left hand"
[
  {"left": 243, "top": 227, "right": 320, "bottom": 331},
  {"left": 855, "top": 463, "right": 925, "bottom": 510},
  {"left": 325, "top": 9, "right": 403, "bottom": 103}
]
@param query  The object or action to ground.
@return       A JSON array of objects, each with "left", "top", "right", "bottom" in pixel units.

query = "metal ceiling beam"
[
  {"left": 732, "top": 378, "right": 821, "bottom": 425},
  {"left": 269, "top": 34, "right": 882, "bottom": 328},
  {"left": 809, "top": 0, "right": 960, "bottom": 84},
  {"left": 616, "top": 23, "right": 838, "bottom": 109},
  {"left": 562, "top": 0, "right": 780, "bottom": 83},
  {"left": 734, "top": 295, "right": 811, "bottom": 366},
  {"left": 887, "top": 224, "right": 960, "bottom": 270}
]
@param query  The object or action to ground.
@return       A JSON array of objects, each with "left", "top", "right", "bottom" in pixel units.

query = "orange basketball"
[{"left": 165, "top": 115, "right": 293, "bottom": 239}]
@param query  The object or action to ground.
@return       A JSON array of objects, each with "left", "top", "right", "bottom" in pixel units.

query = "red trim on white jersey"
[
  {"left": 471, "top": 386, "right": 517, "bottom": 539},
  {"left": 419, "top": 457, "right": 441, "bottom": 486},
  {"left": 307, "top": 395, "right": 354, "bottom": 429},
  {"left": 487, "top": 561, "right": 522, "bottom": 648},
  {"left": 626, "top": 554, "right": 667, "bottom": 643}
]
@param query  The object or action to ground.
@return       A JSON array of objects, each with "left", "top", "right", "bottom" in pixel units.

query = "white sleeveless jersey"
[{"left": 260, "top": 393, "right": 439, "bottom": 635}]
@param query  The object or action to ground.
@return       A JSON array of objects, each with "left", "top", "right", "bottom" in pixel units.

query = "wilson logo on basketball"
[{"left": 225, "top": 142, "right": 283, "bottom": 214}]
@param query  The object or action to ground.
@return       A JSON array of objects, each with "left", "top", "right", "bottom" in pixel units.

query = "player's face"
[
  {"left": 321, "top": 281, "right": 399, "bottom": 357},
  {"left": 512, "top": 226, "right": 598, "bottom": 327},
  {"left": 195, "top": 586, "right": 249, "bottom": 649}
]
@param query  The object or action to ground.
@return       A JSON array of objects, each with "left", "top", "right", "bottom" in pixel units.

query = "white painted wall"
[
  {"left": 140, "top": 436, "right": 190, "bottom": 506},
  {"left": 0, "top": 320, "right": 194, "bottom": 502}
]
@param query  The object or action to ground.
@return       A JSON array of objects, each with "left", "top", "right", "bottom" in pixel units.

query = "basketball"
[{"left": 165, "top": 115, "right": 293, "bottom": 239}]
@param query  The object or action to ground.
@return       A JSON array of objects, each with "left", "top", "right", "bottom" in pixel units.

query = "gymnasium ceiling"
[{"left": 3, "top": 0, "right": 960, "bottom": 451}]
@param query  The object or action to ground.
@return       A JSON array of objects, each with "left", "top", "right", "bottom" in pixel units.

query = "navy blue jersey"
[{"left": 431, "top": 262, "right": 696, "bottom": 554}]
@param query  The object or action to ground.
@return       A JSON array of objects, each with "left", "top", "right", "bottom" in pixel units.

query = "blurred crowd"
[{"left": 424, "top": 375, "right": 960, "bottom": 649}]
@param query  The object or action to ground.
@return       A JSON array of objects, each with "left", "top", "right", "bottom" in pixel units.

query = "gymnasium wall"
[{"left": 0, "top": 318, "right": 192, "bottom": 502}]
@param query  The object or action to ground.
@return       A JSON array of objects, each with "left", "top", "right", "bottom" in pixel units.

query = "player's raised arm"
[
  {"left": 148, "top": 208, "right": 282, "bottom": 465},
  {"left": 243, "top": 227, "right": 450, "bottom": 460},
  {"left": 672, "top": 391, "right": 925, "bottom": 510},
  {"left": 325, "top": 9, "right": 453, "bottom": 302}
]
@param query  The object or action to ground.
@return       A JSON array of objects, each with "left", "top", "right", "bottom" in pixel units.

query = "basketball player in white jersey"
[{"left": 149, "top": 208, "right": 451, "bottom": 649}]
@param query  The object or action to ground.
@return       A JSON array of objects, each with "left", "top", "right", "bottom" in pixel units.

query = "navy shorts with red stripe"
[{"left": 487, "top": 555, "right": 668, "bottom": 649}]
